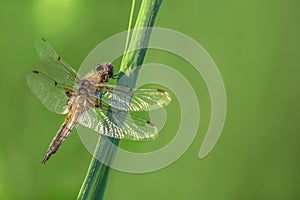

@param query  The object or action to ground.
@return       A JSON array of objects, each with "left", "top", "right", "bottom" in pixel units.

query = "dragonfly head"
[{"left": 96, "top": 62, "right": 114, "bottom": 82}]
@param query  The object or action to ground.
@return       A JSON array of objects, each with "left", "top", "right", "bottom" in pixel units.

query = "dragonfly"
[{"left": 27, "top": 38, "right": 171, "bottom": 164}]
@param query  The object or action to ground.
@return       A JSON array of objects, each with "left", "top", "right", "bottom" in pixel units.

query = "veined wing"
[
  {"left": 35, "top": 38, "right": 80, "bottom": 86},
  {"left": 94, "top": 84, "right": 171, "bottom": 111},
  {"left": 27, "top": 70, "right": 73, "bottom": 114},
  {"left": 78, "top": 106, "right": 158, "bottom": 141}
]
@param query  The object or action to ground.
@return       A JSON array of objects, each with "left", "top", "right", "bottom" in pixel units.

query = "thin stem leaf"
[{"left": 77, "top": 0, "right": 163, "bottom": 199}]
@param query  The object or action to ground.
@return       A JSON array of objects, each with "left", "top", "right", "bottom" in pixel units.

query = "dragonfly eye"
[
  {"left": 96, "top": 62, "right": 111, "bottom": 72},
  {"left": 107, "top": 64, "right": 114, "bottom": 78},
  {"left": 96, "top": 62, "right": 108, "bottom": 73},
  {"left": 96, "top": 65, "right": 104, "bottom": 72},
  {"left": 96, "top": 62, "right": 114, "bottom": 77}
]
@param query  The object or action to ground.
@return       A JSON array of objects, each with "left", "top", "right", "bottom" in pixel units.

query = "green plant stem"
[{"left": 77, "top": 0, "right": 163, "bottom": 199}]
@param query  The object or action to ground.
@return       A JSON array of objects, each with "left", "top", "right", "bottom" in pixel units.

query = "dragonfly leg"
[
  {"left": 94, "top": 100, "right": 103, "bottom": 109},
  {"left": 99, "top": 100, "right": 103, "bottom": 109},
  {"left": 112, "top": 73, "right": 119, "bottom": 79}
]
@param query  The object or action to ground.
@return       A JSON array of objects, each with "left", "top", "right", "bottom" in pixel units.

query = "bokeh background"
[{"left": 1, "top": 0, "right": 300, "bottom": 199}]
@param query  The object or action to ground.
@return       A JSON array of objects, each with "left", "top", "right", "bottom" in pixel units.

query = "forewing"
[
  {"left": 35, "top": 38, "right": 80, "bottom": 86},
  {"left": 27, "top": 70, "right": 71, "bottom": 114},
  {"left": 78, "top": 106, "right": 158, "bottom": 141},
  {"left": 100, "top": 85, "right": 171, "bottom": 111}
]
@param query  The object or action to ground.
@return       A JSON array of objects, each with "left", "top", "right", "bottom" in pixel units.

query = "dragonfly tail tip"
[{"left": 41, "top": 154, "right": 51, "bottom": 164}]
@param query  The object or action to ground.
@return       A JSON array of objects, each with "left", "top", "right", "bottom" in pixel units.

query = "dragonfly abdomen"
[{"left": 41, "top": 106, "right": 82, "bottom": 164}]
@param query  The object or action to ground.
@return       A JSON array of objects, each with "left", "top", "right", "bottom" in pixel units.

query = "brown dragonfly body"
[{"left": 41, "top": 66, "right": 111, "bottom": 163}]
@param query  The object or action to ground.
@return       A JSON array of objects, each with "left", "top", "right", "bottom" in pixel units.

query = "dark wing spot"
[
  {"left": 57, "top": 56, "right": 61, "bottom": 61},
  {"left": 54, "top": 81, "right": 58, "bottom": 86},
  {"left": 157, "top": 88, "right": 165, "bottom": 93},
  {"left": 65, "top": 91, "right": 71, "bottom": 97},
  {"left": 32, "top": 70, "right": 39, "bottom": 74},
  {"left": 41, "top": 37, "right": 46, "bottom": 42},
  {"left": 146, "top": 120, "right": 154, "bottom": 125}
]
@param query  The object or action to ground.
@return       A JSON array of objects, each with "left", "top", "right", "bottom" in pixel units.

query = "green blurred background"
[{"left": 1, "top": 0, "right": 300, "bottom": 199}]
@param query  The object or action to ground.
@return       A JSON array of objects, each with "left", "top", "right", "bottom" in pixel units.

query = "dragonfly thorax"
[
  {"left": 77, "top": 87, "right": 89, "bottom": 96},
  {"left": 80, "top": 80, "right": 91, "bottom": 87},
  {"left": 77, "top": 80, "right": 92, "bottom": 96}
]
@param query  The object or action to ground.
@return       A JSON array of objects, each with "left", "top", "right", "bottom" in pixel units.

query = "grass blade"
[{"left": 77, "top": 0, "right": 163, "bottom": 199}]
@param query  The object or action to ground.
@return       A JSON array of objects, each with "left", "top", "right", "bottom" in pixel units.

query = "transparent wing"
[
  {"left": 78, "top": 106, "right": 158, "bottom": 141},
  {"left": 35, "top": 37, "right": 80, "bottom": 86},
  {"left": 95, "top": 85, "right": 171, "bottom": 111},
  {"left": 27, "top": 70, "right": 72, "bottom": 114}
]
